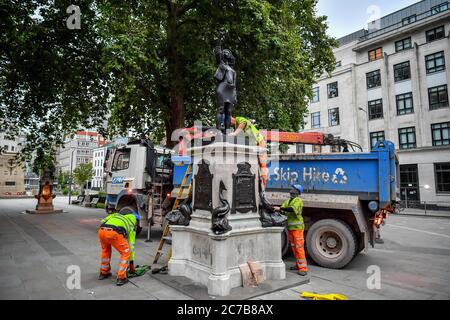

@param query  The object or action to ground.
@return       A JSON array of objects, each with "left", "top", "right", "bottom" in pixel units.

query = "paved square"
[{"left": 0, "top": 197, "right": 449, "bottom": 300}]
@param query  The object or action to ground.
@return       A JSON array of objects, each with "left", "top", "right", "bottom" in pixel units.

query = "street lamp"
[
  {"left": 358, "top": 107, "right": 370, "bottom": 151},
  {"left": 68, "top": 147, "right": 76, "bottom": 205}
]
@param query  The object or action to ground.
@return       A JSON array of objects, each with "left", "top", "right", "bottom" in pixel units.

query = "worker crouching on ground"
[
  {"left": 98, "top": 211, "right": 140, "bottom": 286},
  {"left": 280, "top": 184, "right": 308, "bottom": 276},
  {"left": 229, "top": 116, "right": 269, "bottom": 187}
]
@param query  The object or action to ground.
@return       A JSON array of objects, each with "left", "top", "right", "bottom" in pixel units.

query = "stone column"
[{"left": 169, "top": 142, "right": 286, "bottom": 297}]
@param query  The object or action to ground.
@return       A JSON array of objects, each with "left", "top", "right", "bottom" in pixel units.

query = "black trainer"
[
  {"left": 298, "top": 271, "right": 308, "bottom": 276},
  {"left": 98, "top": 273, "right": 112, "bottom": 280},
  {"left": 116, "top": 278, "right": 129, "bottom": 286}
]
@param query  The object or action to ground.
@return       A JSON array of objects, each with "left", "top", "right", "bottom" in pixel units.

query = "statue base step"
[{"left": 169, "top": 225, "right": 286, "bottom": 297}]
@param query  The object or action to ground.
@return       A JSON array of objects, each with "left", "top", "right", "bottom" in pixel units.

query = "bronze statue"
[{"left": 214, "top": 29, "right": 237, "bottom": 133}]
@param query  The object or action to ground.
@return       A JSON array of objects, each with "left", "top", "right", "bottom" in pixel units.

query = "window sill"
[
  {"left": 367, "top": 86, "right": 382, "bottom": 91},
  {"left": 430, "top": 106, "right": 450, "bottom": 111},
  {"left": 394, "top": 78, "right": 412, "bottom": 84},
  {"left": 426, "top": 69, "right": 446, "bottom": 76}
]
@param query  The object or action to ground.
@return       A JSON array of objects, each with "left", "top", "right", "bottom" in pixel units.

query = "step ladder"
[{"left": 151, "top": 164, "right": 193, "bottom": 273}]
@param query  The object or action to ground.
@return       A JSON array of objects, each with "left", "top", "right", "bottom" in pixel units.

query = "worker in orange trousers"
[
  {"left": 281, "top": 184, "right": 308, "bottom": 276},
  {"left": 98, "top": 211, "right": 139, "bottom": 286}
]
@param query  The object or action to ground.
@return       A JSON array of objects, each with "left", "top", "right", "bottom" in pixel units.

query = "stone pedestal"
[{"left": 169, "top": 142, "right": 286, "bottom": 297}]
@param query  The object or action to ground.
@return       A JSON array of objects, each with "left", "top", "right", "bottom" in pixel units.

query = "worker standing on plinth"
[
  {"left": 229, "top": 116, "right": 269, "bottom": 187},
  {"left": 280, "top": 184, "right": 308, "bottom": 276},
  {"left": 98, "top": 211, "right": 139, "bottom": 286}
]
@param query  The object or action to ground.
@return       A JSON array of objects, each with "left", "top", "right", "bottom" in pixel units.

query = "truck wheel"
[
  {"left": 306, "top": 219, "right": 357, "bottom": 269},
  {"left": 281, "top": 228, "right": 290, "bottom": 257},
  {"left": 119, "top": 206, "right": 142, "bottom": 236}
]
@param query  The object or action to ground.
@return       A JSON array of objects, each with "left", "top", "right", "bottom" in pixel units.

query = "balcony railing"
[{"left": 360, "top": 2, "right": 449, "bottom": 42}]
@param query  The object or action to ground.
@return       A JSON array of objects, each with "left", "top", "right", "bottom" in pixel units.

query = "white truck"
[{"left": 104, "top": 138, "right": 174, "bottom": 239}]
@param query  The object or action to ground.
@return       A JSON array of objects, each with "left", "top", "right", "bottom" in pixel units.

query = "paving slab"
[{"left": 150, "top": 269, "right": 309, "bottom": 300}]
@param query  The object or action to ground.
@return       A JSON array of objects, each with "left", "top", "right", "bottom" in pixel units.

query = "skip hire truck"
[{"left": 105, "top": 137, "right": 398, "bottom": 269}]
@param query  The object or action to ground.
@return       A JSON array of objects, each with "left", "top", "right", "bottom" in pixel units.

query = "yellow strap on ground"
[{"left": 301, "top": 292, "right": 348, "bottom": 300}]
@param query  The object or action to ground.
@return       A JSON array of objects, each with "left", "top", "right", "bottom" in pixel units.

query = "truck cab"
[{"left": 104, "top": 139, "right": 173, "bottom": 228}]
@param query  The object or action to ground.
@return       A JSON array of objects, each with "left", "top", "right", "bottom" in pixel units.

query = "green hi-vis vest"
[
  {"left": 101, "top": 213, "right": 137, "bottom": 260},
  {"left": 281, "top": 197, "right": 304, "bottom": 231},
  {"left": 235, "top": 117, "right": 265, "bottom": 144}
]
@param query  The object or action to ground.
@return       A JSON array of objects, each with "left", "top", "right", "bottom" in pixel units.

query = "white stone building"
[
  {"left": 55, "top": 130, "right": 106, "bottom": 174},
  {"left": 302, "top": 0, "right": 450, "bottom": 207},
  {"left": 91, "top": 146, "right": 106, "bottom": 190}
]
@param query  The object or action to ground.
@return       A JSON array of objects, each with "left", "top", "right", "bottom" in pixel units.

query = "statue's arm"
[{"left": 214, "top": 46, "right": 222, "bottom": 65}]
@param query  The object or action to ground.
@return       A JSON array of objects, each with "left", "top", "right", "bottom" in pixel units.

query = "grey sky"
[{"left": 317, "top": 0, "right": 421, "bottom": 39}]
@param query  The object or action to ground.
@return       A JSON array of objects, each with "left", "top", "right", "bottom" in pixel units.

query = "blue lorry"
[{"left": 171, "top": 140, "right": 398, "bottom": 269}]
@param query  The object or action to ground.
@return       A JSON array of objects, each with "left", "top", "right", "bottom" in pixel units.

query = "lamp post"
[
  {"left": 358, "top": 107, "right": 370, "bottom": 151},
  {"left": 68, "top": 147, "right": 76, "bottom": 205},
  {"left": 421, "top": 184, "right": 431, "bottom": 215}
]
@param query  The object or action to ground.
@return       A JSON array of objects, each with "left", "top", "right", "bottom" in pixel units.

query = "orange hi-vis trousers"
[
  {"left": 98, "top": 228, "right": 131, "bottom": 280},
  {"left": 288, "top": 229, "right": 308, "bottom": 272}
]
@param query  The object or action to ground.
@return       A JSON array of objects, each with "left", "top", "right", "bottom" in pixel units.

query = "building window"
[
  {"left": 398, "top": 127, "right": 416, "bottom": 150},
  {"left": 366, "top": 70, "right": 381, "bottom": 89},
  {"left": 395, "top": 37, "right": 412, "bottom": 52},
  {"left": 370, "top": 131, "right": 385, "bottom": 150},
  {"left": 396, "top": 92, "right": 414, "bottom": 115},
  {"left": 311, "top": 112, "right": 320, "bottom": 129},
  {"left": 400, "top": 164, "right": 420, "bottom": 201},
  {"left": 328, "top": 108, "right": 340, "bottom": 127},
  {"left": 3, "top": 145, "right": 8, "bottom": 151},
  {"left": 312, "top": 87, "right": 319, "bottom": 103},
  {"left": 402, "top": 15, "right": 416, "bottom": 26},
  {"left": 432, "top": 122, "right": 450, "bottom": 146},
  {"left": 368, "top": 47, "right": 383, "bottom": 62},
  {"left": 296, "top": 144, "right": 305, "bottom": 154},
  {"left": 368, "top": 99, "right": 383, "bottom": 120},
  {"left": 5, "top": 181, "right": 16, "bottom": 186},
  {"left": 313, "top": 145, "right": 322, "bottom": 153},
  {"left": 435, "top": 163, "right": 450, "bottom": 194},
  {"left": 428, "top": 85, "right": 449, "bottom": 110},
  {"left": 331, "top": 137, "right": 341, "bottom": 152},
  {"left": 394, "top": 61, "right": 411, "bottom": 82},
  {"left": 327, "top": 82, "right": 338, "bottom": 98},
  {"left": 431, "top": 2, "right": 449, "bottom": 15},
  {"left": 335, "top": 61, "right": 342, "bottom": 68},
  {"left": 425, "top": 51, "right": 445, "bottom": 74},
  {"left": 426, "top": 26, "right": 445, "bottom": 42}
]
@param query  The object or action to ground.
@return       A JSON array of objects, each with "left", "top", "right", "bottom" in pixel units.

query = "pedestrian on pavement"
[
  {"left": 98, "top": 210, "right": 139, "bottom": 286},
  {"left": 280, "top": 184, "right": 308, "bottom": 276}
]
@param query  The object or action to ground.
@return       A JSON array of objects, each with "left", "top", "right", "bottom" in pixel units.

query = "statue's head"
[{"left": 223, "top": 49, "right": 235, "bottom": 66}]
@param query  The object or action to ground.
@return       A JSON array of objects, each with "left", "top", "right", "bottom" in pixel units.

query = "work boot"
[
  {"left": 116, "top": 278, "right": 129, "bottom": 286},
  {"left": 375, "top": 238, "right": 385, "bottom": 244},
  {"left": 298, "top": 270, "right": 308, "bottom": 276},
  {"left": 98, "top": 272, "right": 112, "bottom": 280}
]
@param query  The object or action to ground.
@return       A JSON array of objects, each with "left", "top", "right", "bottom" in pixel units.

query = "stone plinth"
[{"left": 169, "top": 142, "right": 286, "bottom": 296}]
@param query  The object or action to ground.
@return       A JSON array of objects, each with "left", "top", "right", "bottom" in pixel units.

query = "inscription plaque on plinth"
[
  {"left": 194, "top": 160, "right": 213, "bottom": 211},
  {"left": 232, "top": 162, "right": 257, "bottom": 214}
]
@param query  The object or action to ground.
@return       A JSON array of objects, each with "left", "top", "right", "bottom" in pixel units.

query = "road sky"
[{"left": 317, "top": 0, "right": 421, "bottom": 38}]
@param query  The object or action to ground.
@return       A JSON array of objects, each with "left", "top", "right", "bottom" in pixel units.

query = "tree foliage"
[
  {"left": 73, "top": 162, "right": 93, "bottom": 189},
  {"left": 1, "top": 0, "right": 337, "bottom": 155},
  {"left": 0, "top": 0, "right": 108, "bottom": 166}
]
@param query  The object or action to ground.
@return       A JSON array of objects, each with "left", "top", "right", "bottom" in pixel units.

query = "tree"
[
  {"left": 73, "top": 163, "right": 93, "bottom": 192},
  {"left": 57, "top": 170, "right": 70, "bottom": 189},
  {"left": 1, "top": 0, "right": 337, "bottom": 155},
  {"left": 98, "top": 0, "right": 337, "bottom": 146},
  {"left": 1, "top": 1, "right": 108, "bottom": 161}
]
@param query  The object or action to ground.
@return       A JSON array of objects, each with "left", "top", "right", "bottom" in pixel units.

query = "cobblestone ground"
[{"left": 0, "top": 197, "right": 449, "bottom": 300}]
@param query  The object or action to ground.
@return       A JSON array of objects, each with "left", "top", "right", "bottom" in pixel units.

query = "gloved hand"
[{"left": 129, "top": 261, "right": 136, "bottom": 274}]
